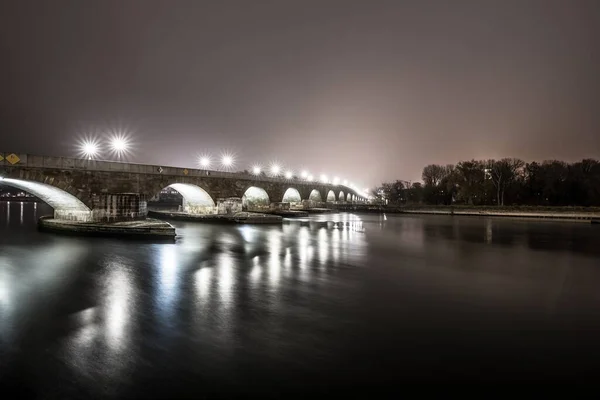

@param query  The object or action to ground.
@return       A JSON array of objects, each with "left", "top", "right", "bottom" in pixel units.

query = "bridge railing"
[{"left": 0, "top": 153, "right": 360, "bottom": 195}]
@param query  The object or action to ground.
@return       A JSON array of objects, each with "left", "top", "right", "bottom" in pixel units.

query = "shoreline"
[{"left": 336, "top": 205, "right": 600, "bottom": 223}]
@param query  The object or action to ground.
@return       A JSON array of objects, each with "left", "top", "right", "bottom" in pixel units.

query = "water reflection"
[
  {"left": 3, "top": 206, "right": 600, "bottom": 393},
  {"left": 104, "top": 265, "right": 133, "bottom": 350}
]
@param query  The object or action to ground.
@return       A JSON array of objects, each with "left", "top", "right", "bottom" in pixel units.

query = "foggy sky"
[{"left": 1, "top": 0, "right": 599, "bottom": 186}]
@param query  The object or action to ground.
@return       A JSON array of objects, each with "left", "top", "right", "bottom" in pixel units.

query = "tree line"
[{"left": 372, "top": 158, "right": 600, "bottom": 207}]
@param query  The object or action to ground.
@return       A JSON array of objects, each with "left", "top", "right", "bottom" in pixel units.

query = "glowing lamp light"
[
  {"left": 222, "top": 155, "right": 233, "bottom": 167},
  {"left": 284, "top": 171, "right": 293, "bottom": 179},
  {"left": 111, "top": 137, "right": 128, "bottom": 153},
  {"left": 252, "top": 165, "right": 261, "bottom": 175},
  {"left": 307, "top": 175, "right": 314, "bottom": 182},
  {"left": 333, "top": 177, "right": 340, "bottom": 185},
  {"left": 343, "top": 180, "right": 348, "bottom": 186},
  {"left": 270, "top": 164, "right": 281, "bottom": 176},
  {"left": 80, "top": 139, "right": 99, "bottom": 160},
  {"left": 199, "top": 156, "right": 211, "bottom": 168},
  {"left": 320, "top": 174, "right": 328, "bottom": 183},
  {"left": 301, "top": 170, "right": 308, "bottom": 179}
]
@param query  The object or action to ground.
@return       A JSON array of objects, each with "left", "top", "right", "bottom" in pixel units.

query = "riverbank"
[
  {"left": 337, "top": 204, "right": 600, "bottom": 223},
  {"left": 148, "top": 210, "right": 282, "bottom": 224},
  {"left": 38, "top": 216, "right": 176, "bottom": 239}
]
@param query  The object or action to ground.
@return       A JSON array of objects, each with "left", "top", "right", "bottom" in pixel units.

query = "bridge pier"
[
  {"left": 90, "top": 193, "right": 148, "bottom": 222},
  {"left": 217, "top": 197, "right": 243, "bottom": 215}
]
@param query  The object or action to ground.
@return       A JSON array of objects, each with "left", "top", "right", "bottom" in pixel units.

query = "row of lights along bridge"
[{"left": 78, "top": 137, "right": 369, "bottom": 194}]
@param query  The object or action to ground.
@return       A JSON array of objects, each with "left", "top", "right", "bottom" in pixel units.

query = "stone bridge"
[{"left": 0, "top": 153, "right": 366, "bottom": 222}]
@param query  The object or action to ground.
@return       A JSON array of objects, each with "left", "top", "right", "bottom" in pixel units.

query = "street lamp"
[
  {"left": 252, "top": 165, "right": 261, "bottom": 175},
  {"left": 333, "top": 177, "right": 340, "bottom": 185},
  {"left": 301, "top": 170, "right": 308, "bottom": 179},
  {"left": 285, "top": 170, "right": 293, "bottom": 179},
  {"left": 320, "top": 174, "right": 328, "bottom": 183},
  {"left": 307, "top": 175, "right": 314, "bottom": 182}
]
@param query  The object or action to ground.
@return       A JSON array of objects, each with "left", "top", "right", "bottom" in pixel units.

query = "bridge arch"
[
  {"left": 338, "top": 191, "right": 345, "bottom": 201},
  {"left": 282, "top": 187, "right": 301, "bottom": 204},
  {"left": 326, "top": 190, "right": 336, "bottom": 202},
  {"left": 242, "top": 186, "right": 270, "bottom": 211},
  {"left": 0, "top": 178, "right": 92, "bottom": 221},
  {"left": 308, "top": 189, "right": 322, "bottom": 202},
  {"left": 166, "top": 183, "right": 216, "bottom": 214},
  {"left": 346, "top": 192, "right": 352, "bottom": 202}
]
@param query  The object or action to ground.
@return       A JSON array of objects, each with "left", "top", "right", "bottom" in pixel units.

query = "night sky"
[{"left": 1, "top": 0, "right": 599, "bottom": 186}]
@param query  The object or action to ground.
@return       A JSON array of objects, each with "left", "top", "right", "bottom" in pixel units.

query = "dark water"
[{"left": 1, "top": 202, "right": 600, "bottom": 395}]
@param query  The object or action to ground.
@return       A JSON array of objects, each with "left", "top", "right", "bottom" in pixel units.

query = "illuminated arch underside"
[
  {"left": 243, "top": 186, "right": 270, "bottom": 210},
  {"left": 326, "top": 190, "right": 336, "bottom": 202},
  {"left": 1, "top": 178, "right": 91, "bottom": 221},
  {"left": 309, "top": 189, "right": 322, "bottom": 202},
  {"left": 1, "top": 178, "right": 90, "bottom": 212},
  {"left": 168, "top": 183, "right": 215, "bottom": 207},
  {"left": 282, "top": 188, "right": 301, "bottom": 203}
]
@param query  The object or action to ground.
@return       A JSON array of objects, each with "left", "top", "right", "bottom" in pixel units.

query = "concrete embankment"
[
  {"left": 38, "top": 216, "right": 176, "bottom": 239},
  {"left": 148, "top": 210, "right": 282, "bottom": 224}
]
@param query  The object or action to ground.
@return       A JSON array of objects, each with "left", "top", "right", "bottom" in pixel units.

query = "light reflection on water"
[{"left": 2, "top": 203, "right": 600, "bottom": 393}]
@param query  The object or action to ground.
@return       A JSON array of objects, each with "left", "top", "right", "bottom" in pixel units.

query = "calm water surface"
[{"left": 1, "top": 202, "right": 600, "bottom": 395}]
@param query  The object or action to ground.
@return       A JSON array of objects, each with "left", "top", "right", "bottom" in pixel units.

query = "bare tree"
[
  {"left": 422, "top": 164, "right": 447, "bottom": 186},
  {"left": 489, "top": 158, "right": 525, "bottom": 206}
]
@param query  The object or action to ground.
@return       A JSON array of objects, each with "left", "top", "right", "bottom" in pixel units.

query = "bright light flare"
[
  {"left": 252, "top": 165, "right": 262, "bottom": 175},
  {"left": 333, "top": 177, "right": 340, "bottom": 185},
  {"left": 343, "top": 180, "right": 348, "bottom": 185},
  {"left": 284, "top": 171, "right": 293, "bottom": 179},
  {"left": 198, "top": 155, "right": 211, "bottom": 169},
  {"left": 307, "top": 175, "right": 314, "bottom": 182},
  {"left": 320, "top": 174, "right": 328, "bottom": 183},
  {"left": 270, "top": 164, "right": 281, "bottom": 176},
  {"left": 79, "top": 139, "right": 100, "bottom": 160},
  {"left": 109, "top": 134, "right": 131, "bottom": 158},
  {"left": 220, "top": 153, "right": 235, "bottom": 170},
  {"left": 301, "top": 171, "right": 308, "bottom": 179}
]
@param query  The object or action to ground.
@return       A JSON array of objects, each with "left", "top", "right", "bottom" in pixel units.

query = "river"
[{"left": 1, "top": 202, "right": 599, "bottom": 395}]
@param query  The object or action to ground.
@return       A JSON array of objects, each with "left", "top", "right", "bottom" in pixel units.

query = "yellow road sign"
[
  {"left": 6, "top": 154, "right": 20, "bottom": 164},
  {"left": 183, "top": 169, "right": 189, "bottom": 175}
]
